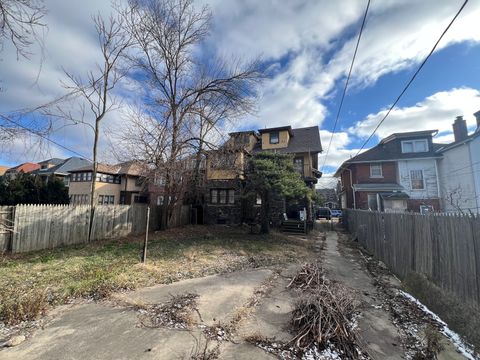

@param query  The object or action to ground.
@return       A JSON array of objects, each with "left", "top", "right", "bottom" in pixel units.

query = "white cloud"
[
  {"left": 348, "top": 87, "right": 480, "bottom": 140},
  {"left": 1, "top": 0, "right": 480, "bottom": 166}
]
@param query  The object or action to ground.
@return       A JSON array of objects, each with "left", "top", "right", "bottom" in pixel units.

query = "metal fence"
[{"left": 343, "top": 209, "right": 480, "bottom": 308}]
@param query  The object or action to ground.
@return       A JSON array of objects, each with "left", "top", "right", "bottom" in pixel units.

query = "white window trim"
[
  {"left": 369, "top": 164, "right": 383, "bottom": 178},
  {"left": 401, "top": 139, "right": 429, "bottom": 154},
  {"left": 410, "top": 169, "right": 425, "bottom": 190}
]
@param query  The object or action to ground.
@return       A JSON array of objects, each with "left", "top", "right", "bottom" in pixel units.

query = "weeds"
[
  {"left": 0, "top": 226, "right": 309, "bottom": 328},
  {"left": 0, "top": 286, "right": 48, "bottom": 325},
  {"left": 138, "top": 293, "right": 200, "bottom": 329}
]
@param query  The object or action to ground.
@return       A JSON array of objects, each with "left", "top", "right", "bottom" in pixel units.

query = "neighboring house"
[
  {"left": 0, "top": 166, "right": 9, "bottom": 176},
  {"left": 204, "top": 125, "right": 322, "bottom": 225},
  {"left": 316, "top": 188, "right": 338, "bottom": 209},
  {"left": 68, "top": 161, "right": 148, "bottom": 205},
  {"left": 32, "top": 157, "right": 92, "bottom": 186},
  {"left": 335, "top": 130, "right": 442, "bottom": 213},
  {"left": 436, "top": 113, "right": 480, "bottom": 214},
  {"left": 4, "top": 162, "right": 41, "bottom": 179}
]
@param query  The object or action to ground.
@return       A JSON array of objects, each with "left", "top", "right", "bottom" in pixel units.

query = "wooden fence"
[
  {"left": 0, "top": 204, "right": 191, "bottom": 254},
  {"left": 343, "top": 209, "right": 480, "bottom": 308}
]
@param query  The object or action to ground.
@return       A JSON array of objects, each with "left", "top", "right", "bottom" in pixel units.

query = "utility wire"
[
  {"left": 321, "top": 0, "right": 370, "bottom": 172},
  {"left": 0, "top": 113, "right": 91, "bottom": 160},
  {"left": 353, "top": 0, "right": 469, "bottom": 157}
]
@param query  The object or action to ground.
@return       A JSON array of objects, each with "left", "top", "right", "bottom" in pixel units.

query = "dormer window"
[
  {"left": 401, "top": 139, "right": 428, "bottom": 153},
  {"left": 269, "top": 131, "right": 279, "bottom": 144}
]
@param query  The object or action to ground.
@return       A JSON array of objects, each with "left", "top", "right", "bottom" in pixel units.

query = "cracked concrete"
[{"left": 0, "top": 227, "right": 471, "bottom": 359}]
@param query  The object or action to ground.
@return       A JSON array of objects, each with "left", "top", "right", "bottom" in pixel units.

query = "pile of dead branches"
[
  {"left": 287, "top": 261, "right": 325, "bottom": 291},
  {"left": 288, "top": 262, "right": 366, "bottom": 359},
  {"left": 139, "top": 293, "right": 200, "bottom": 329}
]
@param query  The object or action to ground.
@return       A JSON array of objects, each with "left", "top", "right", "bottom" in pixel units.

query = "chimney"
[
  {"left": 452, "top": 115, "right": 468, "bottom": 142},
  {"left": 475, "top": 110, "right": 480, "bottom": 133}
]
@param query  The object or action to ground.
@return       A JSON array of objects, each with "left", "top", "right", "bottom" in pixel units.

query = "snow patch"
[{"left": 398, "top": 290, "right": 478, "bottom": 360}]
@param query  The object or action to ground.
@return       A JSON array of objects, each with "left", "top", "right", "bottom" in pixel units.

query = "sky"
[{"left": 1, "top": 0, "right": 480, "bottom": 189}]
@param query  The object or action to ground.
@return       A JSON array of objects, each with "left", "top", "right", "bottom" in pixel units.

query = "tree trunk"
[
  {"left": 87, "top": 120, "right": 100, "bottom": 242},
  {"left": 260, "top": 191, "right": 270, "bottom": 234}
]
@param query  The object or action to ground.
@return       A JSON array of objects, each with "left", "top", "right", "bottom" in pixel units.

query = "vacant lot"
[{"left": 0, "top": 225, "right": 311, "bottom": 326}]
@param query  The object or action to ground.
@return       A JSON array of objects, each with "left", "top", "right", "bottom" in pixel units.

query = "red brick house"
[{"left": 335, "top": 130, "right": 442, "bottom": 213}]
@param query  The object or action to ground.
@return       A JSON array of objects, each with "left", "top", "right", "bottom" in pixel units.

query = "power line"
[
  {"left": 0, "top": 113, "right": 91, "bottom": 160},
  {"left": 353, "top": 0, "right": 469, "bottom": 157},
  {"left": 321, "top": 0, "right": 370, "bottom": 172}
]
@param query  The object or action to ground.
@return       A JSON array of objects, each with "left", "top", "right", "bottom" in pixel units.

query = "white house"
[{"left": 437, "top": 113, "right": 480, "bottom": 214}]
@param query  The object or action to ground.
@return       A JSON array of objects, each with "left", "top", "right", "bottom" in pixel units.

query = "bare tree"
[
  {"left": 0, "top": 0, "right": 46, "bottom": 58},
  {"left": 46, "top": 12, "right": 132, "bottom": 241},
  {"left": 121, "top": 0, "right": 261, "bottom": 229}
]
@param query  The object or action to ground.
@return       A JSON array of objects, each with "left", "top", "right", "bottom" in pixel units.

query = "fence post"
[{"left": 142, "top": 206, "right": 150, "bottom": 264}]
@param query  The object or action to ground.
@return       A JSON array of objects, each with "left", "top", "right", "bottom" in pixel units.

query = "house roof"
[
  {"left": 69, "top": 161, "right": 144, "bottom": 176},
  {"left": 379, "top": 130, "right": 438, "bottom": 144},
  {"left": 253, "top": 126, "right": 322, "bottom": 154},
  {"left": 38, "top": 158, "right": 64, "bottom": 166},
  {"left": 258, "top": 126, "right": 293, "bottom": 136},
  {"left": 334, "top": 131, "right": 443, "bottom": 177},
  {"left": 6, "top": 162, "right": 40, "bottom": 174},
  {"left": 435, "top": 130, "right": 480, "bottom": 153},
  {"left": 352, "top": 183, "right": 404, "bottom": 191},
  {"left": 0, "top": 166, "right": 9, "bottom": 176},
  {"left": 34, "top": 157, "right": 92, "bottom": 176}
]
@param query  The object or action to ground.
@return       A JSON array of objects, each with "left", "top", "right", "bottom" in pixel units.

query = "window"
[
  {"left": 269, "top": 131, "right": 279, "bottom": 144},
  {"left": 98, "top": 195, "right": 104, "bottom": 205},
  {"left": 108, "top": 195, "right": 115, "bottom": 204},
  {"left": 294, "top": 157, "right": 304, "bottom": 175},
  {"left": 256, "top": 194, "right": 262, "bottom": 205},
  {"left": 228, "top": 189, "right": 235, "bottom": 204},
  {"left": 401, "top": 139, "right": 428, "bottom": 153},
  {"left": 86, "top": 173, "right": 92, "bottom": 181},
  {"left": 210, "top": 189, "right": 234, "bottom": 204},
  {"left": 157, "top": 195, "right": 164, "bottom": 205},
  {"left": 410, "top": 170, "right": 424, "bottom": 190},
  {"left": 370, "top": 164, "right": 383, "bottom": 178},
  {"left": 367, "top": 194, "right": 378, "bottom": 211},
  {"left": 107, "top": 175, "right": 114, "bottom": 183},
  {"left": 211, "top": 189, "right": 218, "bottom": 204},
  {"left": 219, "top": 189, "right": 227, "bottom": 204}
]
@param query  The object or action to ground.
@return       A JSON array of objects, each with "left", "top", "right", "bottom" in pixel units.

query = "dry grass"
[{"left": 0, "top": 225, "right": 309, "bottom": 326}]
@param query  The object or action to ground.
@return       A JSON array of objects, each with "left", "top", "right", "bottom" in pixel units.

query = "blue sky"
[{"left": 1, "top": 0, "right": 480, "bottom": 188}]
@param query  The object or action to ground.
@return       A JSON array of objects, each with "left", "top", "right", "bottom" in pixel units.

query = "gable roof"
[
  {"left": 34, "top": 157, "right": 92, "bottom": 176},
  {"left": 6, "top": 162, "right": 40, "bottom": 174},
  {"left": 38, "top": 158, "right": 64, "bottom": 167}
]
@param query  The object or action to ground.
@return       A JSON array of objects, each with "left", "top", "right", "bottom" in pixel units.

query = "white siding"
[
  {"left": 469, "top": 136, "right": 480, "bottom": 213},
  {"left": 437, "top": 143, "right": 477, "bottom": 213},
  {"left": 398, "top": 159, "right": 439, "bottom": 199}
]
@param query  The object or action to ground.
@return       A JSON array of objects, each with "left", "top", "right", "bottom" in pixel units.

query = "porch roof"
[{"left": 352, "top": 183, "right": 404, "bottom": 192}]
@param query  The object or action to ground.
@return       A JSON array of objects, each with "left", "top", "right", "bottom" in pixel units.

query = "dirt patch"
[{"left": 138, "top": 293, "right": 200, "bottom": 329}]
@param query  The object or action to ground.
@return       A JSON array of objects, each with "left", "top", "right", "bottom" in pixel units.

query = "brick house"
[
  {"left": 203, "top": 125, "right": 322, "bottom": 225},
  {"left": 335, "top": 130, "right": 442, "bottom": 213}
]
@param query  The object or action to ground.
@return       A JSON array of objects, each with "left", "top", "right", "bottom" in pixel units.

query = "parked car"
[
  {"left": 316, "top": 207, "right": 331, "bottom": 220},
  {"left": 330, "top": 209, "right": 343, "bottom": 218}
]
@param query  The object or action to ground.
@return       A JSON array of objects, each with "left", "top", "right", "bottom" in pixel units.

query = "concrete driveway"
[{"left": 0, "top": 230, "right": 470, "bottom": 360}]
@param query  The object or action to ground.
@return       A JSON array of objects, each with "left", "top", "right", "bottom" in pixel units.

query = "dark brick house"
[
  {"left": 203, "top": 126, "right": 322, "bottom": 225},
  {"left": 335, "top": 130, "right": 442, "bottom": 213}
]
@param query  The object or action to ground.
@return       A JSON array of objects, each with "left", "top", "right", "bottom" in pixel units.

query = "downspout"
[
  {"left": 467, "top": 143, "right": 480, "bottom": 213},
  {"left": 346, "top": 168, "right": 356, "bottom": 209}
]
